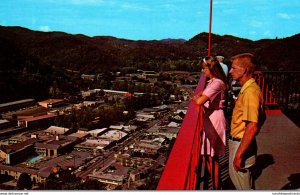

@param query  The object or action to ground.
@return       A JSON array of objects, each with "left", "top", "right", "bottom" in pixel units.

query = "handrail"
[
  {"left": 157, "top": 73, "right": 206, "bottom": 190},
  {"left": 157, "top": 71, "right": 300, "bottom": 190},
  {"left": 253, "top": 71, "right": 300, "bottom": 108},
  {"left": 253, "top": 71, "right": 277, "bottom": 105}
]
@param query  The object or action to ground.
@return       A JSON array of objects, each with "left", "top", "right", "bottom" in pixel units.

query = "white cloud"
[
  {"left": 213, "top": 0, "right": 232, "bottom": 5},
  {"left": 160, "top": 3, "right": 175, "bottom": 8},
  {"left": 157, "top": 2, "right": 181, "bottom": 12},
  {"left": 120, "top": 3, "right": 151, "bottom": 12},
  {"left": 222, "top": 9, "right": 235, "bottom": 14},
  {"left": 250, "top": 20, "right": 263, "bottom": 28},
  {"left": 263, "top": 30, "right": 272, "bottom": 36},
  {"left": 68, "top": 0, "right": 104, "bottom": 5},
  {"left": 53, "top": 0, "right": 151, "bottom": 11},
  {"left": 277, "top": 13, "right": 292, "bottom": 19},
  {"left": 39, "top": 25, "right": 51, "bottom": 32},
  {"left": 196, "top": 11, "right": 204, "bottom": 15},
  {"left": 44, "top": 0, "right": 105, "bottom": 6}
]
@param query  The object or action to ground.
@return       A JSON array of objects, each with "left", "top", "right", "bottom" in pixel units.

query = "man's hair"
[{"left": 231, "top": 53, "right": 257, "bottom": 74}]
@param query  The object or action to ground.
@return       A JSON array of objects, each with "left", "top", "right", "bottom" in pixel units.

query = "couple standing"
[{"left": 192, "top": 53, "right": 264, "bottom": 190}]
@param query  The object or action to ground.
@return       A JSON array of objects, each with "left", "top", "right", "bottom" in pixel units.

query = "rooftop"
[
  {"left": 0, "top": 99, "right": 35, "bottom": 108},
  {"left": 38, "top": 99, "right": 64, "bottom": 104},
  {"left": 44, "top": 126, "right": 70, "bottom": 135},
  {"left": 17, "top": 113, "right": 57, "bottom": 122},
  {"left": 2, "top": 138, "right": 38, "bottom": 154}
]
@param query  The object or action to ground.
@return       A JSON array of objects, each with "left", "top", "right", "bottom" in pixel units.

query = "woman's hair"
[{"left": 201, "top": 56, "right": 227, "bottom": 85}]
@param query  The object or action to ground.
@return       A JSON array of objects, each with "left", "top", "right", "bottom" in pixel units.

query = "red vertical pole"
[
  {"left": 208, "top": 0, "right": 213, "bottom": 56},
  {"left": 265, "top": 85, "right": 269, "bottom": 104}
]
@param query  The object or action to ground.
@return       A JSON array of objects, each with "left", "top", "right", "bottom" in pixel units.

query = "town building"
[
  {"left": 17, "top": 113, "right": 57, "bottom": 128},
  {"left": 88, "top": 162, "right": 129, "bottom": 186},
  {"left": 109, "top": 125, "right": 137, "bottom": 133},
  {"left": 0, "top": 138, "right": 38, "bottom": 165},
  {"left": 88, "top": 128, "right": 108, "bottom": 137},
  {"left": 34, "top": 135, "right": 78, "bottom": 157},
  {"left": 0, "top": 99, "right": 36, "bottom": 113},
  {"left": 99, "top": 130, "right": 128, "bottom": 142},
  {"left": 146, "top": 126, "right": 180, "bottom": 139},
  {"left": 134, "top": 143, "right": 160, "bottom": 154},
  {"left": 0, "top": 119, "right": 11, "bottom": 129},
  {"left": 0, "top": 164, "right": 49, "bottom": 184},
  {"left": 38, "top": 99, "right": 65, "bottom": 108},
  {"left": 81, "top": 74, "right": 96, "bottom": 81},
  {"left": 44, "top": 126, "right": 71, "bottom": 135},
  {"left": 75, "top": 138, "right": 112, "bottom": 152},
  {"left": 115, "top": 153, "right": 156, "bottom": 168}
]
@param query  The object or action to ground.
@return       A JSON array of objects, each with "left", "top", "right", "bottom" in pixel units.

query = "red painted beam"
[
  {"left": 157, "top": 74, "right": 206, "bottom": 190},
  {"left": 208, "top": 0, "right": 213, "bottom": 56}
]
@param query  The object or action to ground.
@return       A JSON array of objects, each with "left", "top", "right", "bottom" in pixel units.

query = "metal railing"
[
  {"left": 254, "top": 71, "right": 300, "bottom": 110},
  {"left": 157, "top": 71, "right": 300, "bottom": 190},
  {"left": 156, "top": 73, "right": 206, "bottom": 190}
]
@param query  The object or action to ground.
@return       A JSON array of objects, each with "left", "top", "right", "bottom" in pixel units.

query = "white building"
[
  {"left": 99, "top": 130, "right": 128, "bottom": 141},
  {"left": 44, "top": 126, "right": 70, "bottom": 135},
  {"left": 88, "top": 128, "right": 108, "bottom": 137}
]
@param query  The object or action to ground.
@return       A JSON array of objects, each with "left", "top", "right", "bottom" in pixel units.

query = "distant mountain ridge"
[{"left": 1, "top": 25, "right": 300, "bottom": 73}]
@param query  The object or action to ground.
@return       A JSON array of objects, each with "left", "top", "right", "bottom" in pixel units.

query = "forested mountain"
[
  {"left": 0, "top": 25, "right": 299, "bottom": 103},
  {"left": 1, "top": 25, "right": 300, "bottom": 74}
]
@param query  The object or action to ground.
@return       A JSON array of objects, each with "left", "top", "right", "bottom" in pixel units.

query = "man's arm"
[{"left": 233, "top": 121, "right": 258, "bottom": 171}]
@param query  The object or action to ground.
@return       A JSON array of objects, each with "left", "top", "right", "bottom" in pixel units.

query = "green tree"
[
  {"left": 80, "top": 179, "right": 106, "bottom": 190},
  {"left": 17, "top": 173, "right": 32, "bottom": 190}
]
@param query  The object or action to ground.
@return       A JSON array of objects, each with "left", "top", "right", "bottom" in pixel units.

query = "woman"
[{"left": 192, "top": 56, "right": 227, "bottom": 189}]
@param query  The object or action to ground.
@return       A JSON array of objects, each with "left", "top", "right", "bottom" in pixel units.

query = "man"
[
  {"left": 228, "top": 53, "right": 263, "bottom": 190},
  {"left": 216, "top": 55, "right": 228, "bottom": 76}
]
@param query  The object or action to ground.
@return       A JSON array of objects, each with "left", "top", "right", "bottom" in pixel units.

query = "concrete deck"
[
  {"left": 220, "top": 110, "right": 300, "bottom": 190},
  {"left": 255, "top": 110, "right": 300, "bottom": 190}
]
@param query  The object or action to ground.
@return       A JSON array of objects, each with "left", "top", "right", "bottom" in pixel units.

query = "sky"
[{"left": 0, "top": 0, "right": 300, "bottom": 41}]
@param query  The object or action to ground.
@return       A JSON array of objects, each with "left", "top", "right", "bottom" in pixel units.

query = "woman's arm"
[{"left": 192, "top": 93, "right": 209, "bottom": 105}]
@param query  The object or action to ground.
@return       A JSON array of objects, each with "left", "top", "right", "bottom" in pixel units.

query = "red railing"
[
  {"left": 256, "top": 71, "right": 300, "bottom": 109},
  {"left": 157, "top": 70, "right": 299, "bottom": 190},
  {"left": 157, "top": 73, "right": 206, "bottom": 190},
  {"left": 156, "top": 71, "right": 278, "bottom": 190},
  {"left": 253, "top": 71, "right": 277, "bottom": 105}
]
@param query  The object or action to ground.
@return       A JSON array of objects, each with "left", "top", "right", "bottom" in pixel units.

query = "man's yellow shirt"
[{"left": 231, "top": 78, "right": 263, "bottom": 139}]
